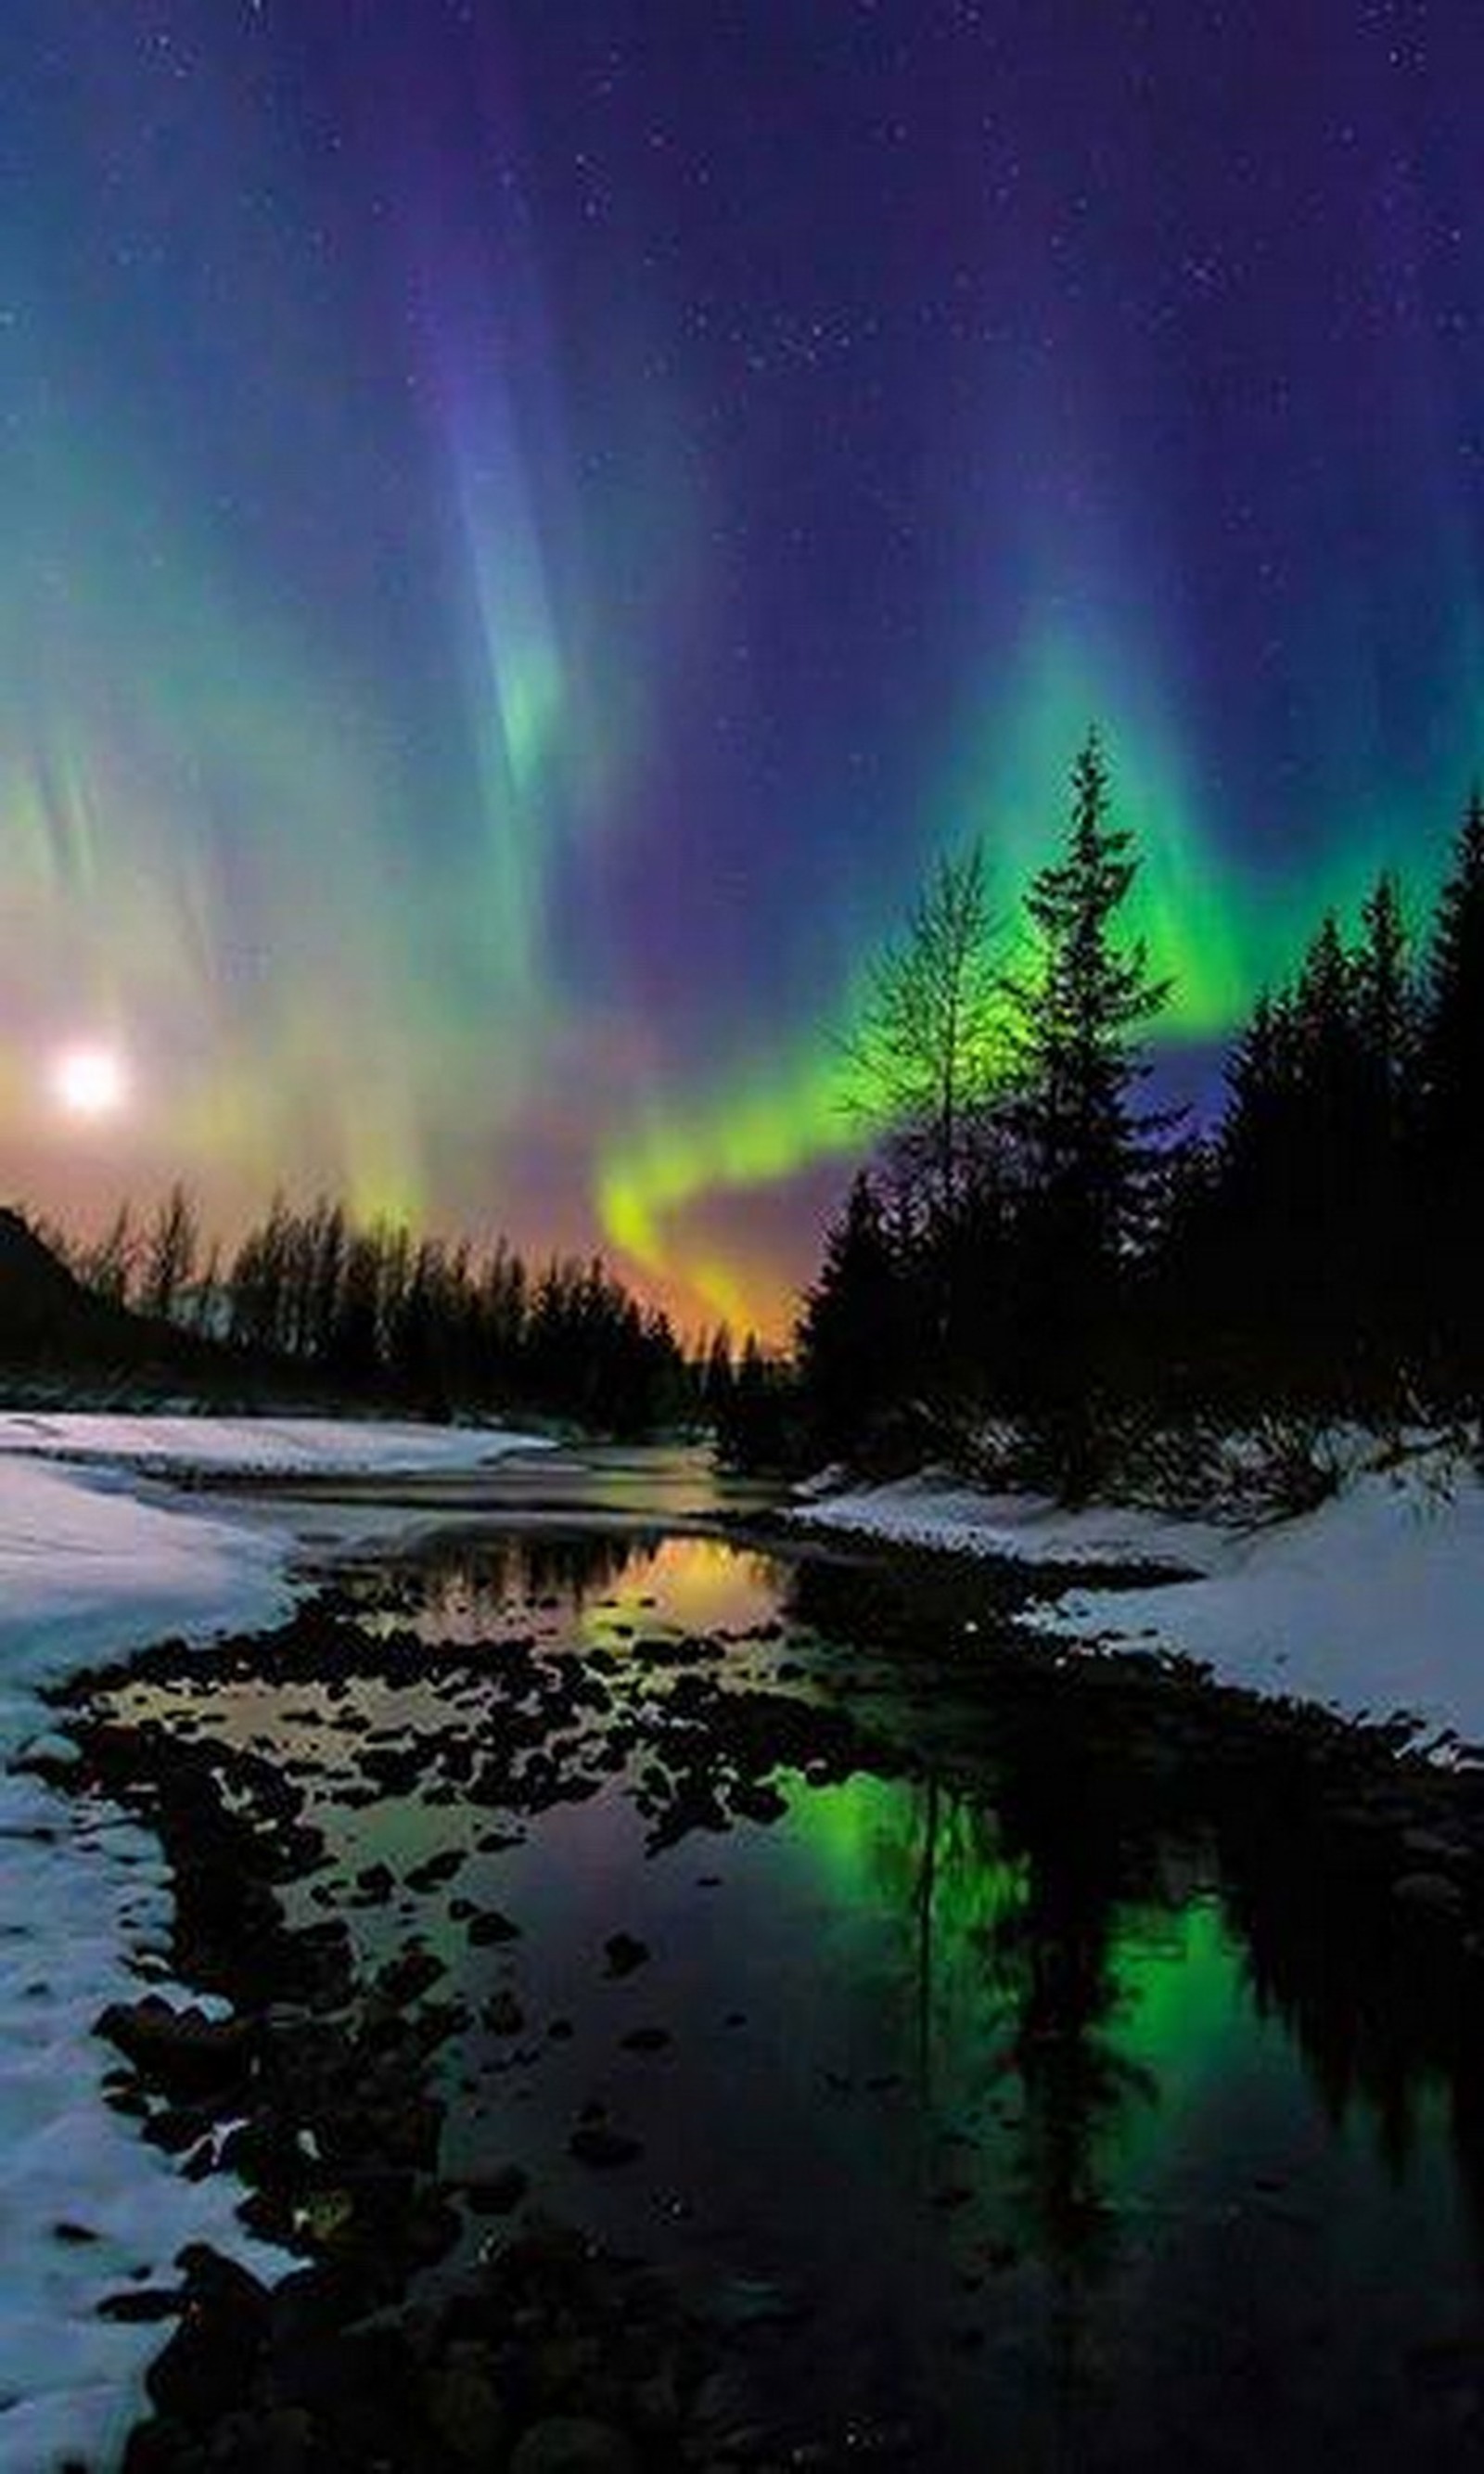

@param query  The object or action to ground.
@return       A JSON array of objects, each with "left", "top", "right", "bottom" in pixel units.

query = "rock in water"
[
  {"left": 467, "top": 1906, "right": 522, "bottom": 1946},
  {"left": 603, "top": 1932, "right": 648, "bottom": 1977},
  {"left": 1392, "top": 1870, "right": 1466, "bottom": 1920},
  {"left": 428, "top": 2352, "right": 508, "bottom": 2465},
  {"left": 96, "top": 1995, "right": 254, "bottom": 2098},
  {"left": 509, "top": 2417, "right": 639, "bottom": 2474},
  {"left": 619, "top": 2026, "right": 671, "bottom": 2054},
  {"left": 569, "top": 2124, "right": 643, "bottom": 2169}
]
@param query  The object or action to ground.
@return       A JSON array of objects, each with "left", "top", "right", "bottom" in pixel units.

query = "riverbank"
[
  {"left": 791, "top": 1434, "right": 1484, "bottom": 1753},
  {"left": 10, "top": 1423, "right": 1484, "bottom": 2465},
  {"left": 44, "top": 1525, "right": 1484, "bottom": 2469},
  {"left": 0, "top": 1415, "right": 544, "bottom": 2469}
]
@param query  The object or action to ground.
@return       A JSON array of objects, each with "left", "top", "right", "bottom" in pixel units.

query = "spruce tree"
[
  {"left": 701, "top": 1328, "right": 736, "bottom": 1422},
  {"left": 1221, "top": 990, "right": 1291, "bottom": 1190},
  {"left": 1015, "top": 733, "right": 1171, "bottom": 1259},
  {"left": 1351, "top": 873, "right": 1418, "bottom": 1386},
  {"left": 1417, "top": 788, "right": 1484, "bottom": 1394},
  {"left": 1204, "top": 879, "right": 1420, "bottom": 1410},
  {"left": 1009, "top": 732, "right": 1171, "bottom": 1493},
  {"left": 1356, "top": 871, "right": 1414, "bottom": 1134},
  {"left": 797, "top": 1171, "right": 909, "bottom": 1455},
  {"left": 1420, "top": 787, "right": 1484, "bottom": 1193}
]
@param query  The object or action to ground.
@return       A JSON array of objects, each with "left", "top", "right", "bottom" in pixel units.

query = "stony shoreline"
[
  {"left": 45, "top": 1573, "right": 905, "bottom": 2472},
  {"left": 32, "top": 1536, "right": 1484, "bottom": 2469}
]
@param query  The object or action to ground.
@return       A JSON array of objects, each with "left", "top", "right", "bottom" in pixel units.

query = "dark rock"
[
  {"left": 96, "top": 1996, "right": 254, "bottom": 2099},
  {"left": 619, "top": 2028, "right": 671, "bottom": 2054},
  {"left": 569, "top": 2125, "right": 643, "bottom": 2170},
  {"left": 463, "top": 2164, "right": 530, "bottom": 2215},
  {"left": 603, "top": 1933, "right": 648, "bottom": 1979},
  {"left": 219, "top": 2113, "right": 313, "bottom": 2196},
  {"left": 467, "top": 1907, "right": 522, "bottom": 1946},
  {"left": 227, "top": 2404, "right": 318, "bottom": 2470},
  {"left": 375, "top": 1946, "right": 447, "bottom": 2005},
  {"left": 509, "top": 2417, "right": 639, "bottom": 2474},
  {"left": 1401, "top": 1827, "right": 1467, "bottom": 1871},
  {"left": 97, "top": 2288, "right": 183, "bottom": 2324},
  {"left": 428, "top": 2351, "right": 508, "bottom": 2463},
  {"left": 1392, "top": 1870, "right": 1466, "bottom": 1920},
  {"left": 145, "top": 2250, "right": 271, "bottom": 2428}
]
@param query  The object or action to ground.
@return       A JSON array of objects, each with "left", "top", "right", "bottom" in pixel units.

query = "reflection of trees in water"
[
  {"left": 1222, "top": 1823, "right": 1484, "bottom": 2265},
  {"left": 850, "top": 1761, "right": 1158, "bottom": 2445},
  {"left": 1004, "top": 1812, "right": 1157, "bottom": 2272},
  {"left": 846, "top": 1766, "right": 1151, "bottom": 2262},
  {"left": 976, "top": 1751, "right": 1165, "bottom": 2444},
  {"left": 783, "top": 1550, "right": 1026, "bottom": 1651},
  {"left": 787, "top": 1557, "right": 1177, "bottom": 2301},
  {"left": 788, "top": 1545, "right": 1484, "bottom": 2259},
  {"left": 860, "top": 1775, "right": 1028, "bottom": 2094},
  {"left": 413, "top": 1530, "right": 657, "bottom": 1624}
]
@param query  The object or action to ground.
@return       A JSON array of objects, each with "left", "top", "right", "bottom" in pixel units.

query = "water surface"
[{"left": 103, "top": 1478, "right": 1484, "bottom": 2468}]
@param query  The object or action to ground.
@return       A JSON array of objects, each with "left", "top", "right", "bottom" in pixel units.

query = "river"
[{"left": 76, "top": 1442, "right": 1484, "bottom": 2468}]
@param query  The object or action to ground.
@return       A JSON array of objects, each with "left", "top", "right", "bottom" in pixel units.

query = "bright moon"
[{"left": 51, "top": 1045, "right": 129, "bottom": 1119}]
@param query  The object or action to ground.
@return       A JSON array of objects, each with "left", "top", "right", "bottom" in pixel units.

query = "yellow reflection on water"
[{"left": 582, "top": 1535, "right": 783, "bottom": 1638}]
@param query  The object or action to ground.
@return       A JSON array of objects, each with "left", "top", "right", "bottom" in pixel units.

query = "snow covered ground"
[
  {"left": 792, "top": 1466, "right": 1227, "bottom": 1575},
  {"left": 0, "top": 1414, "right": 544, "bottom": 2471},
  {"left": 794, "top": 1446, "right": 1484, "bottom": 1753}
]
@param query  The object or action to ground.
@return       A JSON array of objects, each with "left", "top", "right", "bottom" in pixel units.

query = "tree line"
[
  {"left": 57, "top": 1193, "right": 704, "bottom": 1435},
  {"left": 759, "top": 734, "right": 1484, "bottom": 1493}
]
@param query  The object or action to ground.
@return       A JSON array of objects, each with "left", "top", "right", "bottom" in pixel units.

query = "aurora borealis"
[{"left": 6, "top": 3, "right": 1484, "bottom": 1335}]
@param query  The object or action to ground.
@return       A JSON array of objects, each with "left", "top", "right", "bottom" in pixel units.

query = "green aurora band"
[{"left": 595, "top": 618, "right": 1468, "bottom": 1332}]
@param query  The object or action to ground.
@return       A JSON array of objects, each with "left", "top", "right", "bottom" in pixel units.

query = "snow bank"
[
  {"left": 0, "top": 1414, "right": 542, "bottom": 2470},
  {"left": 794, "top": 1449, "right": 1484, "bottom": 1750},
  {"left": 792, "top": 1465, "right": 1224, "bottom": 1574},
  {"left": 1037, "top": 1457, "right": 1484, "bottom": 1751},
  {"left": 0, "top": 1407, "right": 541, "bottom": 1479}
]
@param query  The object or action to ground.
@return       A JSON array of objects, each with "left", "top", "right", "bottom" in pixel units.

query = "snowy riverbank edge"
[
  {"left": 790, "top": 1446, "right": 1484, "bottom": 1755},
  {"left": 0, "top": 1413, "right": 545, "bottom": 2474}
]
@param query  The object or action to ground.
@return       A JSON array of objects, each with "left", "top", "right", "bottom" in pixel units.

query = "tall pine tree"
[
  {"left": 1420, "top": 788, "right": 1484, "bottom": 1189},
  {"left": 797, "top": 1171, "right": 911, "bottom": 1455},
  {"left": 1008, "top": 731, "right": 1171, "bottom": 1492},
  {"left": 1417, "top": 788, "right": 1484, "bottom": 1392}
]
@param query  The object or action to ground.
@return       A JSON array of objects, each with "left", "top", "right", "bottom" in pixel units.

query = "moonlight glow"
[{"left": 51, "top": 1047, "right": 129, "bottom": 1122}]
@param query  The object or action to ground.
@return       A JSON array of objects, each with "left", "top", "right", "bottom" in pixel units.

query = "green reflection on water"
[{"left": 783, "top": 1773, "right": 1289, "bottom": 2264}]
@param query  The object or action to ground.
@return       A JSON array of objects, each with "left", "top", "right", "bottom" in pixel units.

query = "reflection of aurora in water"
[
  {"left": 784, "top": 1777, "right": 1252, "bottom": 2241},
  {"left": 116, "top": 1499, "right": 1484, "bottom": 2466},
  {"left": 367, "top": 1510, "right": 1479, "bottom": 2268},
  {"left": 768, "top": 1685, "right": 1474, "bottom": 2301}
]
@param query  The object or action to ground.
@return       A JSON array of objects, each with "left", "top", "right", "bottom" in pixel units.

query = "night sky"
[{"left": 4, "top": 1, "right": 1483, "bottom": 1334}]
